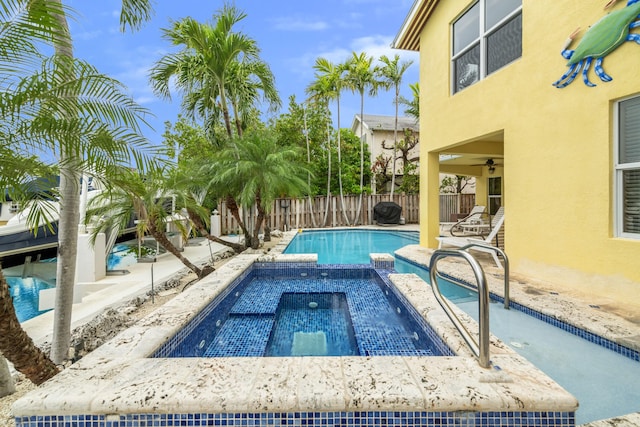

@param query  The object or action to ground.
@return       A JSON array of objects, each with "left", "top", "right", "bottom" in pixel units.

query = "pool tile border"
[
  {"left": 396, "top": 254, "right": 640, "bottom": 363},
  {"left": 15, "top": 410, "right": 575, "bottom": 427}
]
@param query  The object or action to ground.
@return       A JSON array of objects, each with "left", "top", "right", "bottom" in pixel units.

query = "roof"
[
  {"left": 393, "top": 0, "right": 440, "bottom": 52},
  {"left": 352, "top": 114, "right": 419, "bottom": 133}
]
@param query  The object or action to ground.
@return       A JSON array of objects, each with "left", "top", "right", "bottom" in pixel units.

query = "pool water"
[
  {"left": 285, "top": 229, "right": 640, "bottom": 425},
  {"left": 154, "top": 266, "right": 452, "bottom": 358},
  {"left": 6, "top": 276, "right": 54, "bottom": 322},
  {"left": 265, "top": 293, "right": 358, "bottom": 356},
  {"left": 283, "top": 229, "right": 418, "bottom": 264},
  {"left": 8, "top": 241, "right": 146, "bottom": 322}
]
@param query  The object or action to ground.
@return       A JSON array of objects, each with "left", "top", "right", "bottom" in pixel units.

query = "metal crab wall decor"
[{"left": 553, "top": 0, "right": 640, "bottom": 88}]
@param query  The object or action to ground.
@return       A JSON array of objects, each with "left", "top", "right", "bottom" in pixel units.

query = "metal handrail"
[
  {"left": 459, "top": 242, "right": 510, "bottom": 309},
  {"left": 429, "top": 249, "right": 491, "bottom": 368}
]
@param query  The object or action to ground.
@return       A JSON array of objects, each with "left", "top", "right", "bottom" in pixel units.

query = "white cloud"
[{"left": 271, "top": 17, "right": 329, "bottom": 31}]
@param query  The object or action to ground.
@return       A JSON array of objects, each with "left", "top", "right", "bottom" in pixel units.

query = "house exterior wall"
[{"left": 415, "top": 0, "right": 640, "bottom": 305}]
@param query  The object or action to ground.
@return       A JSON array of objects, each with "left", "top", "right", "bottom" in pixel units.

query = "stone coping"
[
  {"left": 13, "top": 248, "right": 576, "bottom": 417},
  {"left": 395, "top": 244, "right": 640, "bottom": 352}
]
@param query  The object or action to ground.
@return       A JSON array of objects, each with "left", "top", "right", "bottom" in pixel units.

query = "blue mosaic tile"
[
  {"left": 15, "top": 410, "right": 576, "bottom": 427},
  {"left": 204, "top": 315, "right": 274, "bottom": 357},
  {"left": 155, "top": 265, "right": 449, "bottom": 358}
]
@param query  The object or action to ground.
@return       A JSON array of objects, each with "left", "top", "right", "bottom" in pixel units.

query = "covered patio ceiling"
[{"left": 438, "top": 131, "right": 504, "bottom": 176}]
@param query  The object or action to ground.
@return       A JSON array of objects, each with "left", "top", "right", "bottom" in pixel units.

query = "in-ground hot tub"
[{"left": 13, "top": 250, "right": 578, "bottom": 427}]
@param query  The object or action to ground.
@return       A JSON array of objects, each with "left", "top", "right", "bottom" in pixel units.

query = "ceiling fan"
[{"left": 468, "top": 158, "right": 497, "bottom": 173}]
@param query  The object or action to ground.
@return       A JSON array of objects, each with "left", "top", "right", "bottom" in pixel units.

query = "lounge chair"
[
  {"left": 437, "top": 207, "right": 505, "bottom": 268},
  {"left": 448, "top": 205, "right": 486, "bottom": 236}
]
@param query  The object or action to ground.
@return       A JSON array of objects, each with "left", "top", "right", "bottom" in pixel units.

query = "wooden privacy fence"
[
  {"left": 218, "top": 194, "right": 420, "bottom": 235},
  {"left": 439, "top": 193, "right": 476, "bottom": 222},
  {"left": 217, "top": 193, "right": 476, "bottom": 234}
]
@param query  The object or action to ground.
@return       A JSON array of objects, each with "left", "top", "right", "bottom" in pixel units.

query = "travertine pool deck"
[{"left": 13, "top": 230, "right": 580, "bottom": 426}]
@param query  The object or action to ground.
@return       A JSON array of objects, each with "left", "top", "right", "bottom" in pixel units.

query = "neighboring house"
[
  {"left": 351, "top": 114, "right": 419, "bottom": 194},
  {"left": 393, "top": 1, "right": 640, "bottom": 305}
]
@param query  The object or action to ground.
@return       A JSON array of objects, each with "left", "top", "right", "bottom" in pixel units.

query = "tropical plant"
[
  {"left": 0, "top": 0, "right": 155, "bottom": 372},
  {"left": 226, "top": 59, "right": 281, "bottom": 136},
  {"left": 305, "top": 79, "right": 336, "bottom": 226},
  {"left": 345, "top": 52, "right": 379, "bottom": 224},
  {"left": 150, "top": 4, "right": 260, "bottom": 140},
  {"left": 150, "top": 4, "right": 275, "bottom": 241},
  {"left": 211, "top": 129, "right": 311, "bottom": 248},
  {"left": 399, "top": 82, "right": 420, "bottom": 122},
  {"left": 376, "top": 54, "right": 414, "bottom": 199},
  {"left": 86, "top": 166, "right": 213, "bottom": 278},
  {"left": 273, "top": 96, "right": 334, "bottom": 225},
  {"left": 308, "top": 57, "right": 350, "bottom": 225},
  {"left": 164, "top": 166, "right": 245, "bottom": 253}
]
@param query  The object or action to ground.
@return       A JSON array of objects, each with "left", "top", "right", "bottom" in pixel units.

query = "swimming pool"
[
  {"left": 283, "top": 229, "right": 418, "bottom": 263},
  {"left": 154, "top": 265, "right": 451, "bottom": 358},
  {"left": 6, "top": 276, "right": 54, "bottom": 322},
  {"left": 6, "top": 240, "right": 155, "bottom": 322}
]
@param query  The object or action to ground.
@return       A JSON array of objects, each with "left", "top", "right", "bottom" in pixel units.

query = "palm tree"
[
  {"left": 87, "top": 166, "right": 213, "bottom": 278},
  {"left": 400, "top": 82, "right": 420, "bottom": 122},
  {"left": 165, "top": 167, "right": 245, "bottom": 253},
  {"left": 345, "top": 52, "right": 379, "bottom": 224},
  {"left": 0, "top": 0, "right": 155, "bottom": 370},
  {"left": 310, "top": 58, "right": 350, "bottom": 225},
  {"left": 212, "top": 130, "right": 310, "bottom": 248},
  {"left": 376, "top": 54, "right": 414, "bottom": 199},
  {"left": 150, "top": 5, "right": 271, "bottom": 241},
  {"left": 226, "top": 59, "right": 281, "bottom": 137},
  {"left": 306, "top": 79, "right": 335, "bottom": 227},
  {"left": 150, "top": 4, "right": 259, "bottom": 139}
]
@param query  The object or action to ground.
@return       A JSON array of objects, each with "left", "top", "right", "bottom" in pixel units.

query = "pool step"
[{"left": 204, "top": 315, "right": 274, "bottom": 357}]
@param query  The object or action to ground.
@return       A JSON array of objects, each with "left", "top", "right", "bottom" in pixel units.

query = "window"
[
  {"left": 488, "top": 177, "right": 502, "bottom": 215},
  {"left": 452, "top": 0, "right": 522, "bottom": 93},
  {"left": 616, "top": 96, "right": 640, "bottom": 238}
]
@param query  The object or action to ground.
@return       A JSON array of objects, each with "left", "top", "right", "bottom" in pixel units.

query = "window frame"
[
  {"left": 451, "top": 0, "right": 522, "bottom": 94},
  {"left": 614, "top": 95, "right": 640, "bottom": 239}
]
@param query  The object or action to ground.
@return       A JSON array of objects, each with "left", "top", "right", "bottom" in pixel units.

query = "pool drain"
[{"left": 309, "top": 301, "right": 318, "bottom": 309}]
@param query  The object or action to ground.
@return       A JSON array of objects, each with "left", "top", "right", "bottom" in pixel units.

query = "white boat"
[{"left": 0, "top": 201, "right": 61, "bottom": 257}]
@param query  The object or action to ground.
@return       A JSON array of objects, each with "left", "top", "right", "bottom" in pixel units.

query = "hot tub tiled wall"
[{"left": 13, "top": 245, "right": 578, "bottom": 427}]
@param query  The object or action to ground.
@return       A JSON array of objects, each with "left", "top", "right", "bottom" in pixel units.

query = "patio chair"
[
  {"left": 437, "top": 207, "right": 505, "bottom": 268},
  {"left": 448, "top": 205, "right": 486, "bottom": 236}
]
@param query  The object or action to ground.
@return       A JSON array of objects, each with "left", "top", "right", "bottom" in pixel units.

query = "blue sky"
[{"left": 65, "top": 0, "right": 419, "bottom": 147}]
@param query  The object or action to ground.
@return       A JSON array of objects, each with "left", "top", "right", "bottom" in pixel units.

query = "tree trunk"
[
  {"left": 225, "top": 195, "right": 251, "bottom": 237},
  {"left": 335, "top": 95, "right": 350, "bottom": 226},
  {"left": 147, "top": 221, "right": 206, "bottom": 278},
  {"left": 186, "top": 208, "right": 245, "bottom": 253},
  {"left": 252, "top": 193, "right": 265, "bottom": 250},
  {"left": 303, "top": 107, "right": 318, "bottom": 228},
  {"left": 353, "top": 94, "right": 365, "bottom": 225},
  {"left": 389, "top": 85, "right": 400, "bottom": 200},
  {"left": 0, "top": 270, "right": 59, "bottom": 385},
  {"left": 264, "top": 217, "right": 271, "bottom": 242},
  {"left": 50, "top": 1, "right": 80, "bottom": 365},
  {"left": 322, "top": 119, "right": 332, "bottom": 227}
]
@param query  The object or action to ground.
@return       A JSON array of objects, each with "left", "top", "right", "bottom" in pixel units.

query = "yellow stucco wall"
[{"left": 418, "top": 0, "right": 640, "bottom": 306}]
